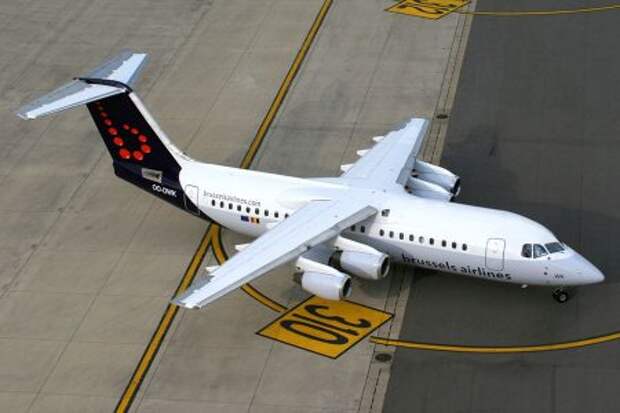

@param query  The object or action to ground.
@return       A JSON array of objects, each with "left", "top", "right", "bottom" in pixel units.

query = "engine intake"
[
  {"left": 301, "top": 271, "right": 352, "bottom": 301},
  {"left": 330, "top": 250, "right": 390, "bottom": 280}
]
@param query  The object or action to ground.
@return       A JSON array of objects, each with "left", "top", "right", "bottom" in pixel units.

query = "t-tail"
[{"left": 17, "top": 50, "right": 208, "bottom": 220}]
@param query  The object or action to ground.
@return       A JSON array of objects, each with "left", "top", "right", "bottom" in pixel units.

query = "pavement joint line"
[
  {"left": 114, "top": 1, "right": 332, "bottom": 411},
  {"left": 369, "top": 331, "right": 620, "bottom": 353}
]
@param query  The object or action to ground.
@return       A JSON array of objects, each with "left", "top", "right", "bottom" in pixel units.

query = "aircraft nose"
[{"left": 571, "top": 254, "right": 605, "bottom": 285}]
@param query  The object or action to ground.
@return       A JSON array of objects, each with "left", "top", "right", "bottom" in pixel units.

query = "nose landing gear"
[{"left": 552, "top": 288, "right": 570, "bottom": 303}]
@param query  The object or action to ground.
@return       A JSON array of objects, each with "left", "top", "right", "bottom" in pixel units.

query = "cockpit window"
[
  {"left": 545, "top": 242, "right": 565, "bottom": 254},
  {"left": 521, "top": 244, "right": 532, "bottom": 258},
  {"left": 533, "top": 244, "right": 548, "bottom": 258}
]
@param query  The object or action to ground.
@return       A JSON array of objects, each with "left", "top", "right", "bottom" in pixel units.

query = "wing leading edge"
[
  {"left": 341, "top": 117, "right": 429, "bottom": 189},
  {"left": 173, "top": 198, "right": 376, "bottom": 309}
]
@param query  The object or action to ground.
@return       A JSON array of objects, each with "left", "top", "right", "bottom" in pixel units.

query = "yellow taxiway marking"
[
  {"left": 259, "top": 296, "right": 392, "bottom": 358},
  {"left": 115, "top": 0, "right": 332, "bottom": 411},
  {"left": 371, "top": 331, "right": 620, "bottom": 353},
  {"left": 387, "top": 0, "right": 470, "bottom": 20},
  {"left": 211, "top": 225, "right": 288, "bottom": 313},
  {"left": 388, "top": 0, "right": 620, "bottom": 19},
  {"left": 115, "top": 226, "right": 215, "bottom": 413}
]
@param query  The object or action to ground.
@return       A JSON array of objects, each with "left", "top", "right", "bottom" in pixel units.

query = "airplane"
[{"left": 16, "top": 51, "right": 604, "bottom": 307}]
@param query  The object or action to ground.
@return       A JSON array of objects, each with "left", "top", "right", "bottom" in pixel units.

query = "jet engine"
[
  {"left": 407, "top": 176, "right": 454, "bottom": 202},
  {"left": 295, "top": 256, "right": 352, "bottom": 300},
  {"left": 329, "top": 250, "right": 390, "bottom": 280},
  {"left": 301, "top": 271, "right": 352, "bottom": 301},
  {"left": 411, "top": 160, "right": 461, "bottom": 197}
]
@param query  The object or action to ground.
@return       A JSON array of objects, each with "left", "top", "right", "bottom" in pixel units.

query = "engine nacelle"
[
  {"left": 330, "top": 250, "right": 390, "bottom": 280},
  {"left": 407, "top": 176, "right": 453, "bottom": 202},
  {"left": 414, "top": 160, "right": 461, "bottom": 195},
  {"left": 301, "top": 271, "right": 352, "bottom": 301}
]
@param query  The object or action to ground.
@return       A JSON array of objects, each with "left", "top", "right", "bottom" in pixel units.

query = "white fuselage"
[{"left": 179, "top": 161, "right": 604, "bottom": 288}]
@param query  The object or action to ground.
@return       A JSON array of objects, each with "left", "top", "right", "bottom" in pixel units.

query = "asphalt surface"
[{"left": 384, "top": 1, "right": 620, "bottom": 412}]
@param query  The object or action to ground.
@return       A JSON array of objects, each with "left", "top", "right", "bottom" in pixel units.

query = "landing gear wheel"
[{"left": 553, "top": 288, "right": 569, "bottom": 304}]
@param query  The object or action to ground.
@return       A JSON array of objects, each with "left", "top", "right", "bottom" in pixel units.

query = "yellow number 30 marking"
[{"left": 258, "top": 296, "right": 392, "bottom": 358}]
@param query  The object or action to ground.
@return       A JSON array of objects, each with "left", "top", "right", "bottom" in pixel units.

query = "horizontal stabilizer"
[{"left": 16, "top": 50, "right": 147, "bottom": 120}]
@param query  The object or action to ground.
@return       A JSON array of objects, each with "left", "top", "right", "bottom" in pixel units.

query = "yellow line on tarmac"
[
  {"left": 115, "top": 226, "right": 215, "bottom": 413},
  {"left": 459, "top": 3, "right": 620, "bottom": 16},
  {"left": 115, "top": 1, "right": 330, "bottom": 411},
  {"left": 240, "top": 0, "right": 332, "bottom": 169},
  {"left": 370, "top": 331, "right": 620, "bottom": 353},
  {"left": 211, "top": 225, "right": 288, "bottom": 313}
]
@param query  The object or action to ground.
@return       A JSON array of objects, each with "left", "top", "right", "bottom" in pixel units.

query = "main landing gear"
[{"left": 552, "top": 288, "right": 570, "bottom": 304}]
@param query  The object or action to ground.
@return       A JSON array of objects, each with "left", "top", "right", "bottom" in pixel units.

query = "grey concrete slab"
[
  {"left": 0, "top": 338, "right": 64, "bottom": 392},
  {"left": 137, "top": 399, "right": 249, "bottom": 413},
  {"left": 0, "top": 291, "right": 93, "bottom": 341},
  {"left": 0, "top": 392, "right": 36, "bottom": 413},
  {"left": 145, "top": 346, "right": 271, "bottom": 404},
  {"left": 252, "top": 345, "right": 371, "bottom": 410},
  {"left": 41, "top": 342, "right": 143, "bottom": 397},
  {"left": 101, "top": 252, "right": 192, "bottom": 297},
  {"left": 74, "top": 295, "right": 168, "bottom": 344},
  {"left": 384, "top": 1, "right": 620, "bottom": 412},
  {"left": 11, "top": 250, "right": 121, "bottom": 295},
  {"left": 29, "top": 394, "right": 117, "bottom": 413}
]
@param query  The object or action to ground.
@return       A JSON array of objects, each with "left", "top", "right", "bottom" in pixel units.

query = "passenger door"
[
  {"left": 183, "top": 184, "right": 201, "bottom": 216},
  {"left": 486, "top": 238, "right": 505, "bottom": 271}
]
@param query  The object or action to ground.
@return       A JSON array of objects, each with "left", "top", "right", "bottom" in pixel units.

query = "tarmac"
[
  {"left": 0, "top": 0, "right": 469, "bottom": 412},
  {"left": 384, "top": 1, "right": 620, "bottom": 412}
]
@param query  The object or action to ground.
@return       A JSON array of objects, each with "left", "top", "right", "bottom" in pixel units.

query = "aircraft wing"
[
  {"left": 172, "top": 198, "right": 376, "bottom": 309},
  {"left": 341, "top": 118, "right": 429, "bottom": 189}
]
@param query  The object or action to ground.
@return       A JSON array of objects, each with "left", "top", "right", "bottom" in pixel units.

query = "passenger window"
[
  {"left": 360, "top": 225, "right": 366, "bottom": 233},
  {"left": 409, "top": 234, "right": 414, "bottom": 242},
  {"left": 419, "top": 236, "right": 425, "bottom": 244},
  {"left": 264, "top": 210, "right": 269, "bottom": 217},
  {"left": 255, "top": 208, "right": 260, "bottom": 215},
  {"left": 389, "top": 231, "right": 394, "bottom": 238},
  {"left": 379, "top": 229, "right": 385, "bottom": 237},
  {"left": 211, "top": 200, "right": 216, "bottom": 207},
  {"left": 429, "top": 238, "right": 434, "bottom": 245},
  {"left": 274, "top": 212, "right": 279, "bottom": 218},
  {"left": 228, "top": 203, "right": 233, "bottom": 210},
  {"left": 462, "top": 244, "right": 467, "bottom": 251},
  {"left": 399, "top": 233, "right": 404, "bottom": 240},
  {"left": 451, "top": 242, "right": 457, "bottom": 249},
  {"left": 441, "top": 240, "right": 447, "bottom": 247},
  {"left": 219, "top": 201, "right": 224, "bottom": 208},
  {"left": 285, "top": 213, "right": 289, "bottom": 219},
  {"left": 533, "top": 244, "right": 548, "bottom": 258},
  {"left": 521, "top": 244, "right": 532, "bottom": 258},
  {"left": 351, "top": 225, "right": 356, "bottom": 231},
  {"left": 237, "top": 205, "right": 241, "bottom": 212}
]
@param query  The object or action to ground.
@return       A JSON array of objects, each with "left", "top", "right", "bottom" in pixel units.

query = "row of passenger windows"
[
  {"left": 210, "top": 199, "right": 289, "bottom": 219},
  {"left": 349, "top": 225, "right": 468, "bottom": 251}
]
